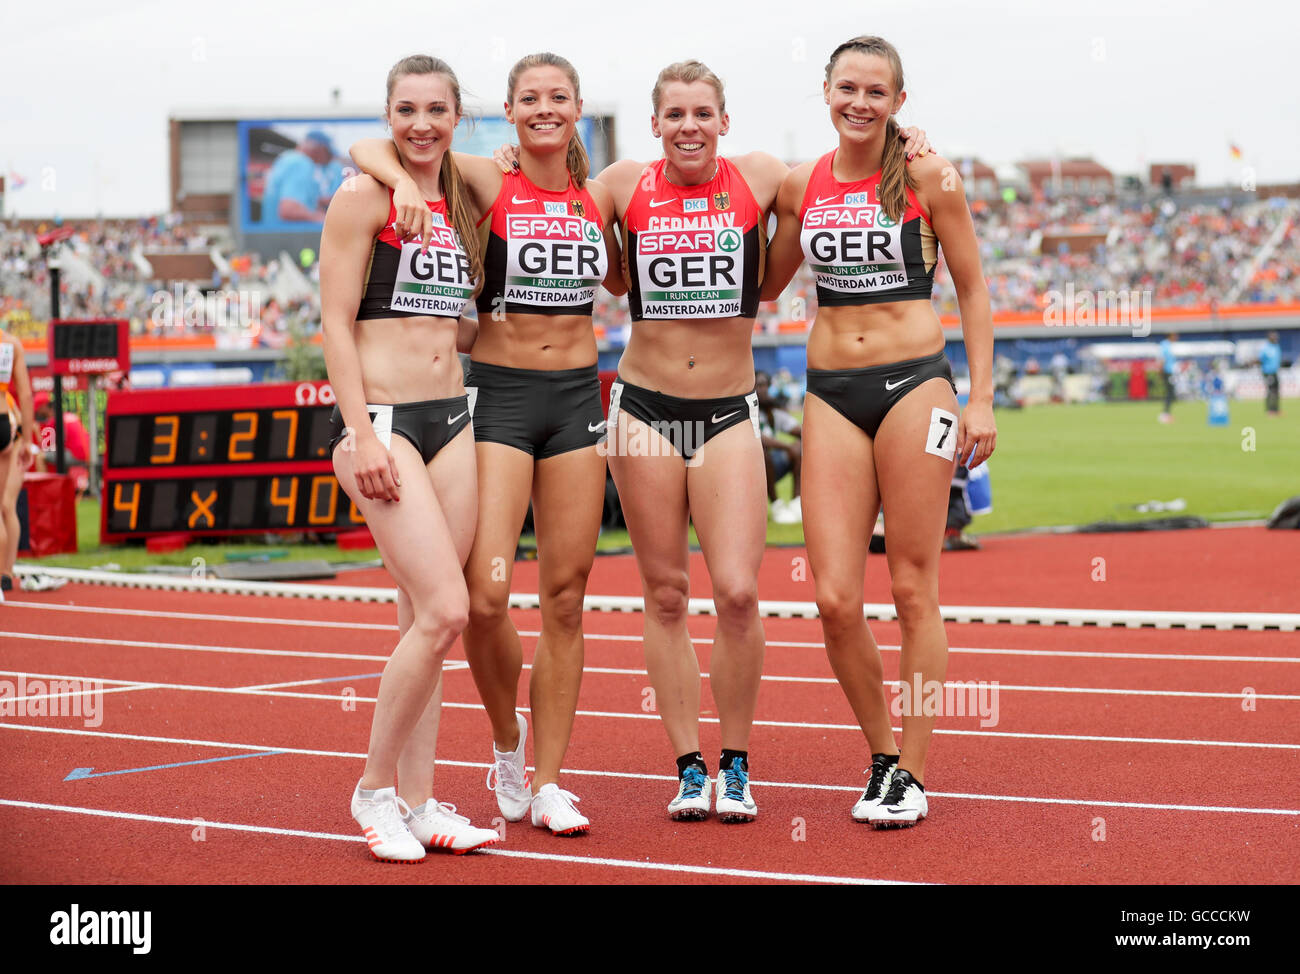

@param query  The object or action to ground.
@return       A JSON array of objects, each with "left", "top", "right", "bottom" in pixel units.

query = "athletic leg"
[
  {"left": 529, "top": 444, "right": 605, "bottom": 789},
  {"left": 333, "top": 435, "right": 470, "bottom": 792},
  {"left": 686, "top": 422, "right": 766, "bottom": 755},
  {"left": 607, "top": 417, "right": 697, "bottom": 758},
  {"left": 395, "top": 426, "right": 477, "bottom": 808},
  {"left": 873, "top": 378, "right": 959, "bottom": 785},
  {"left": 462, "top": 442, "right": 534, "bottom": 750},
  {"left": 1, "top": 445, "right": 14, "bottom": 550},
  {"left": 0, "top": 445, "right": 15, "bottom": 580},
  {"left": 802, "top": 394, "right": 896, "bottom": 755}
]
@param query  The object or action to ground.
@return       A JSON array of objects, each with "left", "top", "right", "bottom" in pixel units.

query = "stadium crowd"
[{"left": 2, "top": 192, "right": 1296, "bottom": 345}]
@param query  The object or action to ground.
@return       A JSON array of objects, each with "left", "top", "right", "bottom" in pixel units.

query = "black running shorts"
[
  {"left": 805, "top": 350, "right": 956, "bottom": 439},
  {"left": 607, "top": 377, "right": 760, "bottom": 461},
  {"left": 328, "top": 396, "right": 471, "bottom": 464},
  {"left": 464, "top": 361, "right": 605, "bottom": 459}
]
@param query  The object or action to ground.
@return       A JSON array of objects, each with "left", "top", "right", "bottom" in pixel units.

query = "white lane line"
[
  {"left": 3, "top": 728, "right": 1296, "bottom": 817},
  {"left": 0, "top": 798, "right": 911, "bottom": 885},
  {"left": 5, "top": 694, "right": 1297, "bottom": 757},
  {"left": 5, "top": 626, "right": 1296, "bottom": 668},
  {"left": 7, "top": 600, "right": 396, "bottom": 631},
  {"left": 10, "top": 582, "right": 1299, "bottom": 632},
  {"left": 1, "top": 631, "right": 389, "bottom": 663},
  {"left": 15, "top": 565, "right": 1300, "bottom": 630},
  {"left": 4, "top": 663, "right": 1292, "bottom": 708}
]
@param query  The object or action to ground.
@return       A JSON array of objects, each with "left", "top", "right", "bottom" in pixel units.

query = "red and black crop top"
[
  {"left": 475, "top": 169, "right": 608, "bottom": 317},
  {"left": 355, "top": 192, "right": 474, "bottom": 320},
  {"left": 798, "top": 150, "right": 936, "bottom": 307},
  {"left": 624, "top": 157, "right": 762, "bottom": 321}
]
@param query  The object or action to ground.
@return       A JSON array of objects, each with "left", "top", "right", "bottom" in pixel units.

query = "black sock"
[
  {"left": 719, "top": 749, "right": 749, "bottom": 773},
  {"left": 676, "top": 752, "right": 707, "bottom": 778},
  {"left": 872, "top": 752, "right": 900, "bottom": 766}
]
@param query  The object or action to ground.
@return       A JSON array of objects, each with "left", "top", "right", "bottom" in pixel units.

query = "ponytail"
[
  {"left": 878, "top": 117, "right": 914, "bottom": 225},
  {"left": 566, "top": 133, "right": 590, "bottom": 189},
  {"left": 440, "top": 150, "right": 484, "bottom": 297}
]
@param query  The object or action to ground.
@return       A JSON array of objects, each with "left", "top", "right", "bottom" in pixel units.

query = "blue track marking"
[{"left": 65, "top": 750, "right": 285, "bottom": 781}]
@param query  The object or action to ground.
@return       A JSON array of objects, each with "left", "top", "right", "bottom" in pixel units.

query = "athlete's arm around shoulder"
[
  {"left": 593, "top": 158, "right": 652, "bottom": 219},
  {"left": 759, "top": 161, "right": 814, "bottom": 302},
  {"left": 587, "top": 178, "right": 627, "bottom": 297},
  {"left": 913, "top": 153, "right": 996, "bottom": 464},
  {"left": 728, "top": 150, "right": 788, "bottom": 213},
  {"left": 350, "top": 138, "right": 498, "bottom": 247}
]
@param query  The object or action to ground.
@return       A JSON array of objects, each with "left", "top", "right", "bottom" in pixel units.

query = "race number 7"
[{"left": 925, "top": 407, "right": 958, "bottom": 462}]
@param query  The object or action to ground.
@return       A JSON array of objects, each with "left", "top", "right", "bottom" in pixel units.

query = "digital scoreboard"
[
  {"left": 102, "top": 381, "right": 365, "bottom": 541},
  {"left": 48, "top": 319, "right": 130, "bottom": 376}
]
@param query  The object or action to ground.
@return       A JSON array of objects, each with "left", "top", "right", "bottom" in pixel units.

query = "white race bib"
[
  {"left": 636, "top": 224, "right": 745, "bottom": 318},
  {"left": 801, "top": 202, "right": 910, "bottom": 297},
  {"left": 505, "top": 213, "right": 606, "bottom": 308},
  {"left": 389, "top": 220, "right": 474, "bottom": 318}
]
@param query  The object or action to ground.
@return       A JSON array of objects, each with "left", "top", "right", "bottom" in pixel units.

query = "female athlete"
[
  {"left": 0, "top": 328, "right": 34, "bottom": 597},
  {"left": 322, "top": 54, "right": 499, "bottom": 861},
  {"left": 763, "top": 36, "right": 995, "bottom": 828}
]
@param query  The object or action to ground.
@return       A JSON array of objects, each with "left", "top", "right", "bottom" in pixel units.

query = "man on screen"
[{"left": 260, "top": 130, "right": 342, "bottom": 225}]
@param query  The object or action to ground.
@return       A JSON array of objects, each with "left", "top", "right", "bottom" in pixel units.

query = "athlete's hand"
[
  {"left": 900, "top": 126, "right": 933, "bottom": 161},
  {"left": 393, "top": 176, "right": 433, "bottom": 253},
  {"left": 493, "top": 143, "right": 520, "bottom": 174},
  {"left": 350, "top": 433, "right": 402, "bottom": 502},
  {"left": 956, "top": 398, "right": 996, "bottom": 469}
]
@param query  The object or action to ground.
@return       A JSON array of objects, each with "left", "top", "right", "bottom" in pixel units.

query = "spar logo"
[
  {"left": 583, "top": 221, "right": 602, "bottom": 243},
  {"left": 804, "top": 207, "right": 878, "bottom": 229},
  {"left": 717, "top": 228, "right": 741, "bottom": 252}
]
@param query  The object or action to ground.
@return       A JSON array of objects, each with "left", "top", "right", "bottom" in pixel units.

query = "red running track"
[{"left": 1, "top": 527, "right": 1296, "bottom": 884}]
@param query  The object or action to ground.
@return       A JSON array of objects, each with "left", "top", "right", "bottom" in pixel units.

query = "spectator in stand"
[
  {"left": 755, "top": 371, "right": 803, "bottom": 524},
  {"left": 1260, "top": 331, "right": 1282, "bottom": 416},
  {"left": 32, "top": 392, "right": 90, "bottom": 470}
]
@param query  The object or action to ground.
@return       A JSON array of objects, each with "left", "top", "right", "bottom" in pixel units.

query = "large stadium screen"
[{"left": 237, "top": 115, "right": 598, "bottom": 235}]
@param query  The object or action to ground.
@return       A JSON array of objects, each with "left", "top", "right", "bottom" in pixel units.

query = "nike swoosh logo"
[
  {"left": 884, "top": 375, "right": 917, "bottom": 391},
  {"left": 815, "top": 194, "right": 841, "bottom": 205},
  {"left": 648, "top": 198, "right": 673, "bottom": 207},
  {"left": 588, "top": 421, "right": 606, "bottom": 432},
  {"left": 447, "top": 411, "right": 467, "bottom": 424},
  {"left": 711, "top": 410, "right": 740, "bottom": 424},
  {"left": 511, "top": 195, "right": 535, "bottom": 204},
  {"left": 886, "top": 808, "right": 910, "bottom": 815}
]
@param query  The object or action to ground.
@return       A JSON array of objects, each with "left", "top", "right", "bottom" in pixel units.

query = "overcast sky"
[{"left": 2, "top": 0, "right": 1297, "bottom": 217}]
